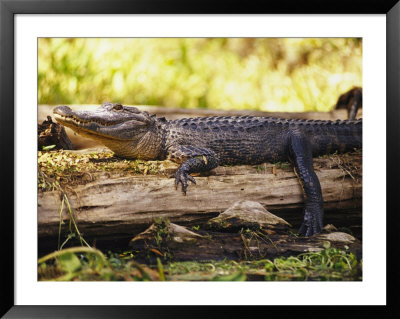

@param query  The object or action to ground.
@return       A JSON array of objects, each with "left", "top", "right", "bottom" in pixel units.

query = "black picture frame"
[{"left": 1, "top": 0, "right": 399, "bottom": 317}]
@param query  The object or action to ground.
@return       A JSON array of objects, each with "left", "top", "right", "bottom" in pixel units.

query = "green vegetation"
[
  {"left": 38, "top": 247, "right": 162, "bottom": 281},
  {"left": 273, "top": 161, "right": 291, "bottom": 169},
  {"left": 38, "top": 243, "right": 361, "bottom": 281},
  {"left": 38, "top": 196, "right": 361, "bottom": 282},
  {"left": 38, "top": 38, "right": 362, "bottom": 112},
  {"left": 38, "top": 197, "right": 361, "bottom": 281},
  {"left": 38, "top": 149, "right": 165, "bottom": 191},
  {"left": 166, "top": 243, "right": 361, "bottom": 281}
]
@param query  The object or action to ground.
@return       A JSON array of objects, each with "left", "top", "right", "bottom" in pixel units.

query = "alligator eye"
[{"left": 113, "top": 103, "right": 123, "bottom": 110}]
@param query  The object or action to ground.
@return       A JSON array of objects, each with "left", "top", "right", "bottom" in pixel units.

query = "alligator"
[
  {"left": 334, "top": 87, "right": 362, "bottom": 120},
  {"left": 53, "top": 103, "right": 362, "bottom": 236}
]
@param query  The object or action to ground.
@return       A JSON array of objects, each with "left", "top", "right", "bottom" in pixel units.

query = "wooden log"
[
  {"left": 38, "top": 153, "right": 362, "bottom": 240},
  {"left": 38, "top": 116, "right": 73, "bottom": 150}
]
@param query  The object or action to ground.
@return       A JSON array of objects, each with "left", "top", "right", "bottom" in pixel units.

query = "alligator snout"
[{"left": 53, "top": 105, "right": 73, "bottom": 117}]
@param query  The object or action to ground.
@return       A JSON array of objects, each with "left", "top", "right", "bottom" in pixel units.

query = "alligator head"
[{"left": 53, "top": 102, "right": 163, "bottom": 159}]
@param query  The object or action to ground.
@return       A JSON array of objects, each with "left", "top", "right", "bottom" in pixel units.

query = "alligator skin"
[
  {"left": 334, "top": 87, "right": 362, "bottom": 120},
  {"left": 53, "top": 103, "right": 362, "bottom": 236}
]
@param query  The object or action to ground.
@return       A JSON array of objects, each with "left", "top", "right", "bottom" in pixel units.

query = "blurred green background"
[{"left": 38, "top": 38, "right": 362, "bottom": 112}]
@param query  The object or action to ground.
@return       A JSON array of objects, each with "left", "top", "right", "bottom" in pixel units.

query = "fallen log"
[
  {"left": 38, "top": 116, "right": 73, "bottom": 150},
  {"left": 38, "top": 151, "right": 362, "bottom": 242}
]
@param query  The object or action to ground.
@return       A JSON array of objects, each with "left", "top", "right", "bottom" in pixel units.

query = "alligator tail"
[{"left": 304, "top": 119, "right": 362, "bottom": 156}]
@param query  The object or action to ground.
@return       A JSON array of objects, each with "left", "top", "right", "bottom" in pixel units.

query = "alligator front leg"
[
  {"left": 288, "top": 132, "right": 324, "bottom": 236},
  {"left": 167, "top": 145, "right": 219, "bottom": 195}
]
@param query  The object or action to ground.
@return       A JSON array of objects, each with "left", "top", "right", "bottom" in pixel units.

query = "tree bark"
[
  {"left": 38, "top": 116, "right": 73, "bottom": 150},
  {"left": 38, "top": 153, "right": 362, "bottom": 240}
]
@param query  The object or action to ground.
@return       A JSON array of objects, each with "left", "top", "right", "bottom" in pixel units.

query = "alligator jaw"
[
  {"left": 53, "top": 108, "right": 121, "bottom": 127},
  {"left": 52, "top": 104, "right": 161, "bottom": 159},
  {"left": 53, "top": 111, "right": 124, "bottom": 141},
  {"left": 53, "top": 105, "right": 142, "bottom": 141}
]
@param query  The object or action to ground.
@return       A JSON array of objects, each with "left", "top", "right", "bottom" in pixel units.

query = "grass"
[
  {"left": 38, "top": 243, "right": 361, "bottom": 281},
  {"left": 58, "top": 191, "right": 91, "bottom": 250}
]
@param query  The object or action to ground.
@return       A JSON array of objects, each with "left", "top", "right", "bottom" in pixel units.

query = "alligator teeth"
[{"left": 56, "top": 113, "right": 119, "bottom": 127}]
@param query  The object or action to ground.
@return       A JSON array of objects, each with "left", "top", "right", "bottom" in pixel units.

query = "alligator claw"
[
  {"left": 172, "top": 169, "right": 196, "bottom": 195},
  {"left": 298, "top": 207, "right": 323, "bottom": 237},
  {"left": 187, "top": 175, "right": 197, "bottom": 185}
]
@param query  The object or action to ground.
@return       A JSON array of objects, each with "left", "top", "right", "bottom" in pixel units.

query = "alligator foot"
[
  {"left": 297, "top": 208, "right": 323, "bottom": 237},
  {"left": 169, "top": 169, "right": 196, "bottom": 195}
]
